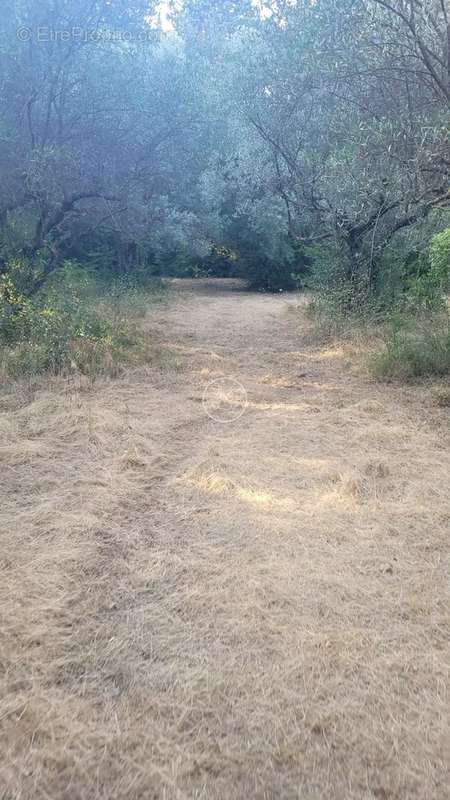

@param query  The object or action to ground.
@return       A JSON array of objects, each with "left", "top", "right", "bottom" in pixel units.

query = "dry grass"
[{"left": 1, "top": 279, "right": 450, "bottom": 799}]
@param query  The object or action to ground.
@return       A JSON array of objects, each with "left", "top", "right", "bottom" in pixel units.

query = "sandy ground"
[{"left": 1, "top": 278, "right": 450, "bottom": 799}]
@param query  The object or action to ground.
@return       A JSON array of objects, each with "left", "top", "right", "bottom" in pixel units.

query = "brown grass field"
[{"left": 1, "top": 278, "right": 450, "bottom": 799}]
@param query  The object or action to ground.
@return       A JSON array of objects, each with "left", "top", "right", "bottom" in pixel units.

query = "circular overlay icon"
[
  {"left": 16, "top": 26, "right": 32, "bottom": 41},
  {"left": 202, "top": 377, "right": 248, "bottom": 423}
]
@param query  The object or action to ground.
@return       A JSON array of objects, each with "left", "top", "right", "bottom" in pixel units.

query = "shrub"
[
  {"left": 430, "top": 228, "right": 450, "bottom": 279},
  {"left": 373, "top": 313, "right": 450, "bottom": 379},
  {"left": 237, "top": 252, "right": 299, "bottom": 291},
  {"left": 405, "top": 229, "right": 450, "bottom": 311},
  {"left": 0, "top": 260, "right": 164, "bottom": 378}
]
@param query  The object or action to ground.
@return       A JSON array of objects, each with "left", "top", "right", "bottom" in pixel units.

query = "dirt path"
[{"left": 2, "top": 279, "right": 450, "bottom": 799}]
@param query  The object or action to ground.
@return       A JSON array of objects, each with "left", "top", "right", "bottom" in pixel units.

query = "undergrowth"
[
  {"left": 372, "top": 313, "right": 450, "bottom": 380},
  {"left": 308, "top": 293, "right": 450, "bottom": 381},
  {"left": 307, "top": 227, "right": 450, "bottom": 381},
  {"left": 0, "top": 261, "right": 166, "bottom": 379}
]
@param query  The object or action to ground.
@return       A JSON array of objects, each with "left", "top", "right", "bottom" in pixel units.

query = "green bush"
[
  {"left": 405, "top": 229, "right": 450, "bottom": 311},
  {"left": 373, "top": 313, "right": 450, "bottom": 379},
  {"left": 430, "top": 228, "right": 450, "bottom": 277},
  {"left": 0, "top": 260, "right": 164, "bottom": 378},
  {"left": 237, "top": 252, "right": 299, "bottom": 291}
]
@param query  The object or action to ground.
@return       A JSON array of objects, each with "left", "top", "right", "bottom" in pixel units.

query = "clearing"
[{"left": 1, "top": 278, "right": 450, "bottom": 799}]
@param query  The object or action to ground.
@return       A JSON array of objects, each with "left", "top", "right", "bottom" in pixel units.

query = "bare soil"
[{"left": 1, "top": 278, "right": 450, "bottom": 799}]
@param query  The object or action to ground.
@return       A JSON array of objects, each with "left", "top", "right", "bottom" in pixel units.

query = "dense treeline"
[{"left": 0, "top": 0, "right": 449, "bottom": 374}]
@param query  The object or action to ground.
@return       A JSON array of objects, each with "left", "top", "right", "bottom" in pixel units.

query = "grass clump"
[
  {"left": 307, "top": 226, "right": 450, "bottom": 381},
  {"left": 0, "top": 260, "right": 165, "bottom": 378},
  {"left": 372, "top": 313, "right": 450, "bottom": 380},
  {"left": 308, "top": 293, "right": 450, "bottom": 381}
]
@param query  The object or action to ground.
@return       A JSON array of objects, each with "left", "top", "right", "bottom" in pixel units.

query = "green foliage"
[
  {"left": 430, "top": 228, "right": 450, "bottom": 272},
  {"left": 306, "top": 243, "right": 372, "bottom": 314},
  {"left": 237, "top": 254, "right": 299, "bottom": 291},
  {"left": 156, "top": 246, "right": 207, "bottom": 278},
  {"left": 308, "top": 216, "right": 450, "bottom": 320},
  {"left": 429, "top": 228, "right": 450, "bottom": 290},
  {"left": 397, "top": 227, "right": 450, "bottom": 311},
  {"left": 231, "top": 230, "right": 300, "bottom": 291},
  {"left": 0, "top": 260, "right": 164, "bottom": 378},
  {"left": 203, "top": 245, "right": 238, "bottom": 278},
  {"left": 373, "top": 313, "right": 450, "bottom": 379},
  {"left": 1, "top": 0, "right": 449, "bottom": 354},
  {"left": 307, "top": 228, "right": 450, "bottom": 380}
]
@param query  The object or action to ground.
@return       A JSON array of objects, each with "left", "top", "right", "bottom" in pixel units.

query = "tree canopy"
[{"left": 1, "top": 0, "right": 449, "bottom": 293}]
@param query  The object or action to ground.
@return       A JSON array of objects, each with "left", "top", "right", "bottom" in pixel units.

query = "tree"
[{"left": 0, "top": 0, "right": 448, "bottom": 295}]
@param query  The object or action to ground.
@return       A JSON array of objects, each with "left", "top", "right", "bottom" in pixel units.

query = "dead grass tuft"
[{"left": 431, "top": 383, "right": 450, "bottom": 407}]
